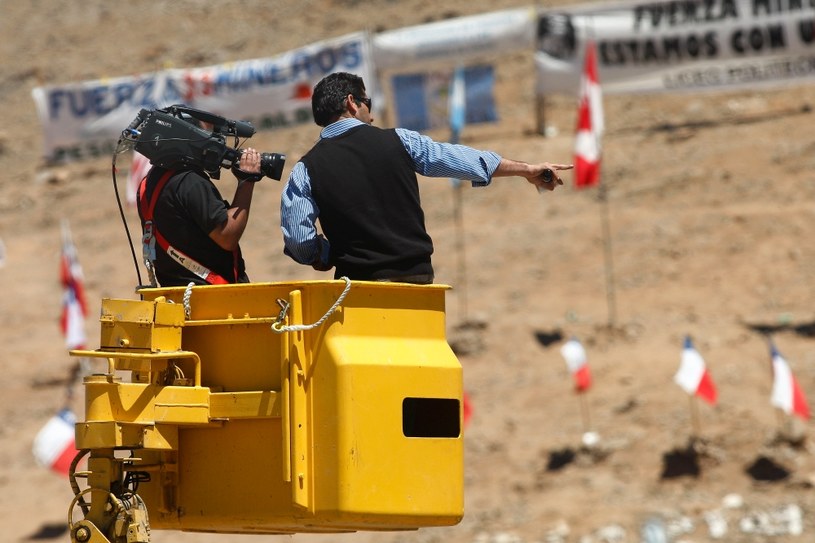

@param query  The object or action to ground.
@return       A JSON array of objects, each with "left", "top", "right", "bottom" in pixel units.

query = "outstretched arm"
[{"left": 396, "top": 128, "right": 572, "bottom": 191}]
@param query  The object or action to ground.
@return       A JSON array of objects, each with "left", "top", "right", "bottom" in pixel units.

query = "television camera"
[{"left": 120, "top": 104, "right": 286, "bottom": 180}]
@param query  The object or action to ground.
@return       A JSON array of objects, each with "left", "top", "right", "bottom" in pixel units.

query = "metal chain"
[{"left": 271, "top": 277, "right": 351, "bottom": 334}]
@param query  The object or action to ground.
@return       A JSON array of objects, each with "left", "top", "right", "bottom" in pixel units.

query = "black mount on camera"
[{"left": 121, "top": 104, "right": 285, "bottom": 180}]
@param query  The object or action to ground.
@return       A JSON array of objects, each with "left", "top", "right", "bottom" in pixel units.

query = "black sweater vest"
[{"left": 302, "top": 124, "right": 434, "bottom": 280}]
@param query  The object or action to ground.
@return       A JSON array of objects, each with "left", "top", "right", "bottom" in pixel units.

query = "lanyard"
[{"left": 138, "top": 170, "right": 237, "bottom": 285}]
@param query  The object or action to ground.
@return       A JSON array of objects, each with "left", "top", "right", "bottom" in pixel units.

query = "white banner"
[
  {"left": 536, "top": 0, "right": 815, "bottom": 95},
  {"left": 372, "top": 8, "right": 536, "bottom": 70},
  {"left": 32, "top": 32, "right": 374, "bottom": 163}
]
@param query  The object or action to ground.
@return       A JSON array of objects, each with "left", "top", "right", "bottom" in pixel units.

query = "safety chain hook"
[
  {"left": 271, "top": 277, "right": 351, "bottom": 334},
  {"left": 273, "top": 298, "right": 290, "bottom": 328}
]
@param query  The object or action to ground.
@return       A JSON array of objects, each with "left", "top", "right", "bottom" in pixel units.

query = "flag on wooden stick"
[
  {"left": 574, "top": 40, "right": 604, "bottom": 189},
  {"left": 560, "top": 337, "right": 598, "bottom": 446},
  {"left": 770, "top": 342, "right": 810, "bottom": 420},
  {"left": 60, "top": 220, "right": 87, "bottom": 350},
  {"left": 32, "top": 408, "right": 78, "bottom": 475},
  {"left": 674, "top": 336, "right": 717, "bottom": 405},
  {"left": 127, "top": 151, "right": 152, "bottom": 207},
  {"left": 560, "top": 337, "right": 592, "bottom": 393},
  {"left": 463, "top": 391, "right": 473, "bottom": 428}
]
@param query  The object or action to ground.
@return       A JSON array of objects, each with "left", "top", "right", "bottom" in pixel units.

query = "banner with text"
[
  {"left": 31, "top": 32, "right": 373, "bottom": 163},
  {"left": 535, "top": 0, "right": 815, "bottom": 95}
]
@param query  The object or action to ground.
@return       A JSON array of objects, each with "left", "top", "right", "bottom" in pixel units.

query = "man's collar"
[{"left": 320, "top": 117, "right": 366, "bottom": 139}]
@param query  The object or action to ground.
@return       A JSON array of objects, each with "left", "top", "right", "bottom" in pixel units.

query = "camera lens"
[{"left": 259, "top": 152, "right": 286, "bottom": 181}]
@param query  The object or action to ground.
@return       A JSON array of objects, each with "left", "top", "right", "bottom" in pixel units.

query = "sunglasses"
[{"left": 354, "top": 96, "right": 372, "bottom": 110}]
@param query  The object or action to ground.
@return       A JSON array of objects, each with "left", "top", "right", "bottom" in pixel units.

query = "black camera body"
[{"left": 123, "top": 105, "right": 285, "bottom": 180}]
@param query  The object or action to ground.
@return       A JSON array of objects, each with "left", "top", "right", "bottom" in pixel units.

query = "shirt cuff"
[{"left": 473, "top": 152, "right": 502, "bottom": 187}]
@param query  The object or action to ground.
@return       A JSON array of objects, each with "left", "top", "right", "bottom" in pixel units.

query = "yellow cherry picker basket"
[{"left": 67, "top": 279, "right": 463, "bottom": 543}]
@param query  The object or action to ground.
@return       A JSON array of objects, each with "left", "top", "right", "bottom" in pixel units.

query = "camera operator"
[{"left": 138, "top": 147, "right": 262, "bottom": 287}]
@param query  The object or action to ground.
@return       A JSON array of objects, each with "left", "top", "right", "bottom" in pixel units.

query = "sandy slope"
[{"left": 3, "top": 1, "right": 815, "bottom": 542}]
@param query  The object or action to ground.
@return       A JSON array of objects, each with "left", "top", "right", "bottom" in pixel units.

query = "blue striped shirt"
[{"left": 280, "top": 118, "right": 502, "bottom": 266}]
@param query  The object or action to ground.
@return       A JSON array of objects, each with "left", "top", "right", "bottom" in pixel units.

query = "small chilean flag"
[
  {"left": 674, "top": 336, "right": 717, "bottom": 405},
  {"left": 127, "top": 151, "right": 152, "bottom": 207},
  {"left": 574, "top": 40, "right": 604, "bottom": 189},
  {"left": 463, "top": 391, "right": 473, "bottom": 428},
  {"left": 770, "top": 343, "right": 810, "bottom": 420},
  {"left": 560, "top": 337, "right": 592, "bottom": 392},
  {"left": 60, "top": 220, "right": 87, "bottom": 350},
  {"left": 32, "top": 408, "right": 78, "bottom": 475}
]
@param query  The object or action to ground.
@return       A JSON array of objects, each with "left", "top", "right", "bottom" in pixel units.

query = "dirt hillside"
[{"left": 3, "top": 1, "right": 815, "bottom": 542}]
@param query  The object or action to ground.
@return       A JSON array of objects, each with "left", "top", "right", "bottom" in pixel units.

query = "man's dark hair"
[{"left": 312, "top": 72, "right": 367, "bottom": 127}]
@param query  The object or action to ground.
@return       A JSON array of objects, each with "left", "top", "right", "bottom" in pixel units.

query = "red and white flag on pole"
[
  {"left": 674, "top": 336, "right": 717, "bottom": 405},
  {"left": 60, "top": 220, "right": 87, "bottom": 350},
  {"left": 770, "top": 343, "right": 810, "bottom": 420},
  {"left": 560, "top": 337, "right": 592, "bottom": 392},
  {"left": 127, "top": 151, "right": 152, "bottom": 207},
  {"left": 32, "top": 408, "right": 78, "bottom": 475},
  {"left": 463, "top": 391, "right": 473, "bottom": 428},
  {"left": 574, "top": 40, "right": 604, "bottom": 189}
]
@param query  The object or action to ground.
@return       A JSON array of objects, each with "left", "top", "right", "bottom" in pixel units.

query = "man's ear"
[{"left": 346, "top": 94, "right": 360, "bottom": 115}]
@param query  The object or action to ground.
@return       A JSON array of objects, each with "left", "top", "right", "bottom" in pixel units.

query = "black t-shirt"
[{"left": 139, "top": 167, "right": 248, "bottom": 286}]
